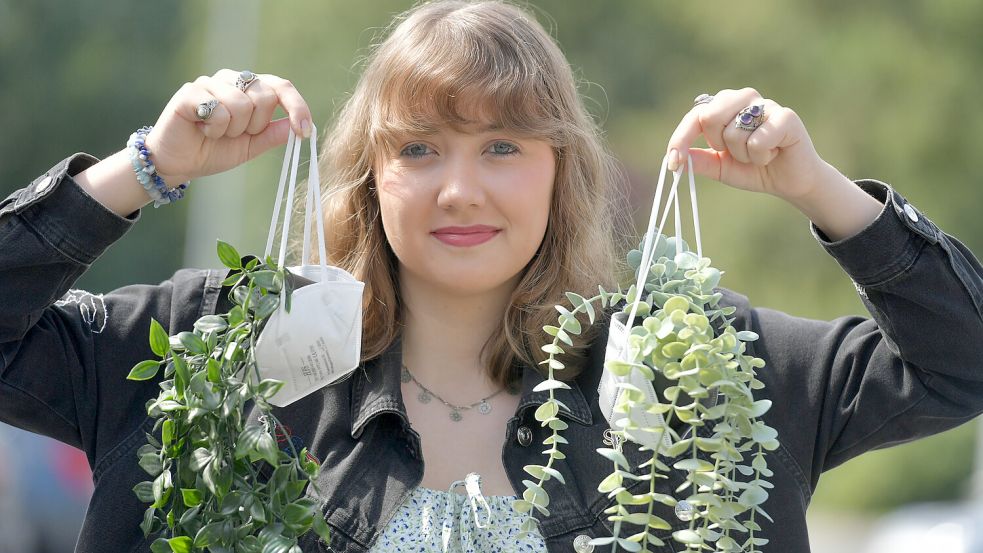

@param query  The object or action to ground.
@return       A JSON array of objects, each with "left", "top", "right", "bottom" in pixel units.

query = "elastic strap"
[{"left": 264, "top": 125, "right": 328, "bottom": 279}]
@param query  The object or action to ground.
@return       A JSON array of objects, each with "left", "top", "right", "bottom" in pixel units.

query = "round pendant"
[
  {"left": 400, "top": 367, "right": 411, "bottom": 383},
  {"left": 478, "top": 400, "right": 492, "bottom": 415},
  {"left": 450, "top": 410, "right": 463, "bottom": 422},
  {"left": 418, "top": 390, "right": 431, "bottom": 404}
]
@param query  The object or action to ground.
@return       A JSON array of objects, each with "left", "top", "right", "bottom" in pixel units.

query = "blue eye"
[
  {"left": 490, "top": 141, "right": 519, "bottom": 156},
  {"left": 400, "top": 143, "right": 433, "bottom": 158}
]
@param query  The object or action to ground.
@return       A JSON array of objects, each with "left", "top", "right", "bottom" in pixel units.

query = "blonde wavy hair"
[{"left": 299, "top": 0, "right": 627, "bottom": 387}]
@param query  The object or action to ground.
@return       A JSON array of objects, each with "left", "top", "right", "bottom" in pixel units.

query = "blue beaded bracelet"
[{"left": 126, "top": 126, "right": 189, "bottom": 208}]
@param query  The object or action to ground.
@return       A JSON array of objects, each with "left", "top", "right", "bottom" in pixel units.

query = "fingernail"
[
  {"left": 301, "top": 119, "right": 311, "bottom": 138},
  {"left": 667, "top": 149, "right": 680, "bottom": 171}
]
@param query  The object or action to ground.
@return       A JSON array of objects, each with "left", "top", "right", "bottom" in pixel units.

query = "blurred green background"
[{"left": 2, "top": 0, "right": 982, "bottom": 528}]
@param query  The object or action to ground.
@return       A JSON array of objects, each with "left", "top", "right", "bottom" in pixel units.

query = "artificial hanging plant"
[
  {"left": 515, "top": 160, "right": 779, "bottom": 553},
  {"left": 126, "top": 240, "right": 331, "bottom": 553}
]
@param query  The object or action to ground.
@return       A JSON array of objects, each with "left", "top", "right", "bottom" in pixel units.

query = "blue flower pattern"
[{"left": 368, "top": 486, "right": 548, "bottom": 552}]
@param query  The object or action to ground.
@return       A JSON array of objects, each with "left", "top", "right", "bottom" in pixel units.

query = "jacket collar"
[{"left": 350, "top": 338, "right": 593, "bottom": 438}]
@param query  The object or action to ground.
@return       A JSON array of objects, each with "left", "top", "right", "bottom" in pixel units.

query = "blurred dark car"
[{"left": 0, "top": 423, "right": 92, "bottom": 553}]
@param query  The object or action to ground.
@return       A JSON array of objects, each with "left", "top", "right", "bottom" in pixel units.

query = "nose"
[{"left": 435, "top": 154, "right": 486, "bottom": 211}]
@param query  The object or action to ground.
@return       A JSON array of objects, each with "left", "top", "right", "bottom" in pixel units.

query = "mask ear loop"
[
  {"left": 623, "top": 155, "right": 682, "bottom": 354},
  {"left": 300, "top": 124, "right": 329, "bottom": 282},
  {"left": 688, "top": 154, "right": 703, "bottom": 259},
  {"left": 264, "top": 131, "right": 296, "bottom": 263},
  {"left": 264, "top": 128, "right": 304, "bottom": 269}
]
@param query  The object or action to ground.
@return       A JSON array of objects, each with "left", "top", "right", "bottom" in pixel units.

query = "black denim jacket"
[{"left": 2, "top": 153, "right": 982, "bottom": 553}]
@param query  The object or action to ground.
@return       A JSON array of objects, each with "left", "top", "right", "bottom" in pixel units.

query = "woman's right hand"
[{"left": 144, "top": 69, "right": 312, "bottom": 187}]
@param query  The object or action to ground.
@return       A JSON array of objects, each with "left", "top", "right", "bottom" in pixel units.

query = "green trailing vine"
[
  {"left": 126, "top": 240, "right": 331, "bottom": 553},
  {"left": 515, "top": 234, "right": 778, "bottom": 553}
]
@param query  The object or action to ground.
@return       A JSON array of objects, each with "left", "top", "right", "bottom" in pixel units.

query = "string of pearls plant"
[
  {"left": 126, "top": 241, "right": 331, "bottom": 553},
  {"left": 514, "top": 234, "right": 779, "bottom": 553}
]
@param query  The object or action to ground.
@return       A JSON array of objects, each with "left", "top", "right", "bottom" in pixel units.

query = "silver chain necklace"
[{"left": 400, "top": 364, "right": 508, "bottom": 422}]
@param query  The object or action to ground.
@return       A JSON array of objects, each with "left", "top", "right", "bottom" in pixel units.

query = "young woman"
[{"left": 2, "top": 1, "right": 981, "bottom": 552}]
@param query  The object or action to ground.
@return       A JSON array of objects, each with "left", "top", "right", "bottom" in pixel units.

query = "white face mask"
[
  {"left": 597, "top": 153, "right": 701, "bottom": 449},
  {"left": 253, "top": 124, "right": 366, "bottom": 407}
]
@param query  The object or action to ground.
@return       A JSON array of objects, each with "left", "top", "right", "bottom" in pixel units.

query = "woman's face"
[{"left": 375, "top": 122, "right": 556, "bottom": 296}]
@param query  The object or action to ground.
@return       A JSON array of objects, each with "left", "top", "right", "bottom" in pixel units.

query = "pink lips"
[{"left": 431, "top": 225, "right": 501, "bottom": 247}]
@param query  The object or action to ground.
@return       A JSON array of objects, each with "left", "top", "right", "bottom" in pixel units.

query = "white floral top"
[{"left": 368, "top": 474, "right": 548, "bottom": 552}]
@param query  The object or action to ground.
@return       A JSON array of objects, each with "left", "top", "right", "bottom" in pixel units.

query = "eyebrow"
[{"left": 456, "top": 120, "right": 503, "bottom": 133}]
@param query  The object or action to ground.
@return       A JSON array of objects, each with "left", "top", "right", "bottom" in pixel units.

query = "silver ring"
[
  {"left": 235, "top": 70, "right": 259, "bottom": 92},
  {"left": 195, "top": 99, "right": 219, "bottom": 121},
  {"left": 693, "top": 93, "right": 714, "bottom": 107},
  {"left": 735, "top": 104, "right": 766, "bottom": 131}
]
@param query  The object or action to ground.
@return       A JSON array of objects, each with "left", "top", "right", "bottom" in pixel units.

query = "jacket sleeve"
[
  {"left": 0, "top": 154, "right": 222, "bottom": 474},
  {"left": 745, "top": 179, "right": 983, "bottom": 492}
]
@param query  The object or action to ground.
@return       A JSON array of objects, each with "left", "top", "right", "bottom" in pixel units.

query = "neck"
[{"left": 398, "top": 269, "right": 518, "bottom": 394}]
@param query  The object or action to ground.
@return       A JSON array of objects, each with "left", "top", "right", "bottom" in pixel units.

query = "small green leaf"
[
  {"left": 662, "top": 296, "right": 689, "bottom": 315},
  {"left": 256, "top": 378, "right": 285, "bottom": 400},
  {"left": 282, "top": 502, "right": 315, "bottom": 526},
  {"left": 138, "top": 451, "right": 163, "bottom": 477},
  {"left": 249, "top": 270, "right": 279, "bottom": 291},
  {"left": 173, "top": 355, "right": 190, "bottom": 393},
  {"left": 133, "top": 480, "right": 155, "bottom": 503},
  {"left": 189, "top": 447, "right": 214, "bottom": 472},
  {"left": 149, "top": 318, "right": 169, "bottom": 357},
  {"left": 194, "top": 315, "right": 229, "bottom": 334},
  {"left": 534, "top": 401, "right": 559, "bottom": 422},
  {"left": 541, "top": 343, "right": 565, "bottom": 355},
  {"left": 177, "top": 332, "right": 208, "bottom": 355},
  {"left": 673, "top": 458, "right": 715, "bottom": 472},
  {"left": 206, "top": 358, "right": 222, "bottom": 383},
  {"left": 740, "top": 485, "right": 769, "bottom": 506},
  {"left": 128, "top": 360, "right": 161, "bottom": 381},
  {"left": 532, "top": 379, "right": 570, "bottom": 393},
  {"left": 168, "top": 536, "right": 193, "bottom": 553},
  {"left": 312, "top": 513, "right": 332, "bottom": 543},
  {"left": 596, "top": 447, "right": 631, "bottom": 471},
  {"left": 217, "top": 240, "right": 242, "bottom": 269},
  {"left": 736, "top": 330, "right": 759, "bottom": 341},
  {"left": 193, "top": 522, "right": 223, "bottom": 548},
  {"left": 181, "top": 488, "right": 202, "bottom": 507},
  {"left": 673, "top": 529, "right": 703, "bottom": 545},
  {"left": 161, "top": 420, "right": 174, "bottom": 448},
  {"left": 235, "top": 424, "right": 279, "bottom": 466},
  {"left": 511, "top": 499, "right": 533, "bottom": 513}
]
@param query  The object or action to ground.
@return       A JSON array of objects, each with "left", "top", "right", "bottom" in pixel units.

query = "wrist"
[
  {"left": 127, "top": 127, "right": 188, "bottom": 207},
  {"left": 142, "top": 131, "right": 191, "bottom": 188},
  {"left": 784, "top": 163, "right": 884, "bottom": 242}
]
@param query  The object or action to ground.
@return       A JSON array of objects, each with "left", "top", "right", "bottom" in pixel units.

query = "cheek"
[{"left": 375, "top": 172, "right": 421, "bottom": 256}]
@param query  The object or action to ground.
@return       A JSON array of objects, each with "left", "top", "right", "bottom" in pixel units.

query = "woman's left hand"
[
  {"left": 666, "top": 87, "right": 886, "bottom": 242},
  {"left": 666, "top": 87, "right": 833, "bottom": 202}
]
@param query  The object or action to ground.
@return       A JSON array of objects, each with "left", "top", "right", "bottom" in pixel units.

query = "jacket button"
[
  {"left": 903, "top": 203, "right": 919, "bottom": 223},
  {"left": 675, "top": 499, "right": 695, "bottom": 521},
  {"left": 35, "top": 175, "right": 54, "bottom": 195},
  {"left": 516, "top": 426, "right": 533, "bottom": 446},
  {"left": 573, "top": 534, "right": 594, "bottom": 552}
]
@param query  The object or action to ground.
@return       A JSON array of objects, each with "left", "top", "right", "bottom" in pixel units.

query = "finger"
[
  {"left": 666, "top": 87, "right": 762, "bottom": 170},
  {"left": 722, "top": 105, "right": 760, "bottom": 164},
  {"left": 202, "top": 77, "right": 254, "bottom": 138},
  {"left": 746, "top": 100, "right": 798, "bottom": 166},
  {"left": 686, "top": 147, "right": 758, "bottom": 188},
  {"left": 241, "top": 80, "right": 279, "bottom": 136},
  {"left": 698, "top": 88, "right": 761, "bottom": 153},
  {"left": 246, "top": 117, "right": 293, "bottom": 161},
  {"left": 258, "top": 74, "right": 313, "bottom": 138},
  {"left": 175, "top": 81, "right": 231, "bottom": 139}
]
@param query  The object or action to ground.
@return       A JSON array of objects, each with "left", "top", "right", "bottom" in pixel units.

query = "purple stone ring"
[
  {"left": 736, "top": 104, "right": 766, "bottom": 131},
  {"left": 737, "top": 104, "right": 765, "bottom": 132}
]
